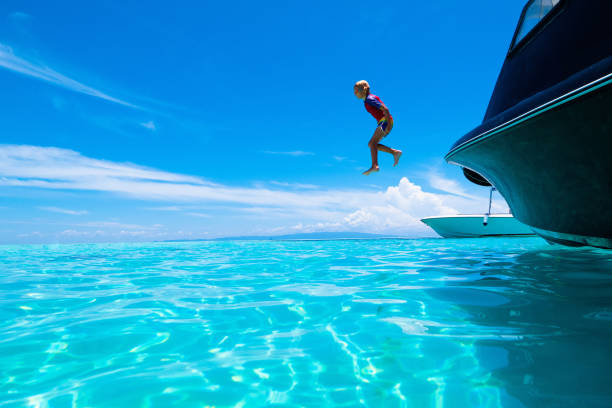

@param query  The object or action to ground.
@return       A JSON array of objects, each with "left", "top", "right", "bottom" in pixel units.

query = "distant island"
[{"left": 165, "top": 232, "right": 405, "bottom": 242}]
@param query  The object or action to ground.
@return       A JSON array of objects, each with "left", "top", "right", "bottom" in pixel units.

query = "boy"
[{"left": 354, "top": 80, "right": 402, "bottom": 175}]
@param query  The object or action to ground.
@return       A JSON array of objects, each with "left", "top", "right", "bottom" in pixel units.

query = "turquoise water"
[{"left": 1, "top": 238, "right": 611, "bottom": 408}]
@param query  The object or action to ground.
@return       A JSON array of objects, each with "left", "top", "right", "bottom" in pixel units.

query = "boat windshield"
[{"left": 512, "top": 0, "right": 561, "bottom": 49}]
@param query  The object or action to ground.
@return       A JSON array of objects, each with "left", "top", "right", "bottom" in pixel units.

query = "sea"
[{"left": 1, "top": 237, "right": 611, "bottom": 408}]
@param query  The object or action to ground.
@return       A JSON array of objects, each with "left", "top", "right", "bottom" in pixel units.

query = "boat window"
[{"left": 512, "top": 0, "right": 561, "bottom": 49}]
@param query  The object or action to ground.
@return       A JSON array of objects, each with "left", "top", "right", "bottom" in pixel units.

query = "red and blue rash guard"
[{"left": 364, "top": 94, "right": 393, "bottom": 124}]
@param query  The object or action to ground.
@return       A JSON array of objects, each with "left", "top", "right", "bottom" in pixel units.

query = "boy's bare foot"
[
  {"left": 362, "top": 166, "right": 380, "bottom": 175},
  {"left": 393, "top": 151, "right": 402, "bottom": 167}
]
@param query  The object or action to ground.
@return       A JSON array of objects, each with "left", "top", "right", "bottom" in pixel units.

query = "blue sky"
[{"left": 0, "top": 1, "right": 527, "bottom": 243}]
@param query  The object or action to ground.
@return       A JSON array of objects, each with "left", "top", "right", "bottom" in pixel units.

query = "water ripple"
[{"left": 1, "top": 238, "right": 611, "bottom": 407}]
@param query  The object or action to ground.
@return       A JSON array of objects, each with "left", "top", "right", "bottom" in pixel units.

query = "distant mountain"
[{"left": 165, "top": 232, "right": 403, "bottom": 242}]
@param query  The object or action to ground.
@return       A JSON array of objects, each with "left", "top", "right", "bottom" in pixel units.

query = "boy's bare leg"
[
  {"left": 363, "top": 127, "right": 385, "bottom": 175},
  {"left": 363, "top": 128, "right": 403, "bottom": 174},
  {"left": 377, "top": 144, "right": 402, "bottom": 166},
  {"left": 393, "top": 150, "right": 402, "bottom": 166}
]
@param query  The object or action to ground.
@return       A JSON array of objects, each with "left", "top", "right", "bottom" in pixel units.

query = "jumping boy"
[{"left": 354, "top": 80, "right": 402, "bottom": 175}]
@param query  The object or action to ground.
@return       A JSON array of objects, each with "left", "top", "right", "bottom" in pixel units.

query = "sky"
[{"left": 0, "top": 0, "right": 528, "bottom": 244}]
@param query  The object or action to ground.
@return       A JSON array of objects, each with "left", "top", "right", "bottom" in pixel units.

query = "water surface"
[{"left": 1, "top": 238, "right": 611, "bottom": 407}]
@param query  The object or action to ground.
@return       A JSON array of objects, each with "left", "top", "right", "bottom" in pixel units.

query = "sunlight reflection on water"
[{"left": 1, "top": 238, "right": 611, "bottom": 407}]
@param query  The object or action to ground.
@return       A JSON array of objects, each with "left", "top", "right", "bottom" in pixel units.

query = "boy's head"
[{"left": 354, "top": 80, "right": 370, "bottom": 100}]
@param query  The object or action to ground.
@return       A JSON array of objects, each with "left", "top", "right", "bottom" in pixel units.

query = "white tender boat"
[
  {"left": 421, "top": 214, "right": 534, "bottom": 238},
  {"left": 421, "top": 187, "right": 535, "bottom": 238}
]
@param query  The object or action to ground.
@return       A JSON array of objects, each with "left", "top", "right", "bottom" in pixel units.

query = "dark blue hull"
[
  {"left": 446, "top": 75, "right": 612, "bottom": 248},
  {"left": 446, "top": 0, "right": 612, "bottom": 248}
]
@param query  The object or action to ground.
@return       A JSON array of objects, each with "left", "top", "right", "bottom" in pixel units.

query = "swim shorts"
[{"left": 377, "top": 119, "right": 392, "bottom": 133}]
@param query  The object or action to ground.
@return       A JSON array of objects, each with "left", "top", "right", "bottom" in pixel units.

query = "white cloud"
[
  {"left": 427, "top": 172, "right": 479, "bottom": 200},
  {"left": 186, "top": 212, "right": 210, "bottom": 218},
  {"left": 9, "top": 12, "right": 31, "bottom": 20},
  {"left": 18, "top": 231, "right": 42, "bottom": 238},
  {"left": 140, "top": 120, "right": 156, "bottom": 131},
  {"left": 58, "top": 227, "right": 164, "bottom": 239},
  {"left": 333, "top": 155, "right": 355, "bottom": 163},
  {"left": 73, "top": 221, "right": 160, "bottom": 230},
  {"left": 0, "top": 43, "right": 138, "bottom": 108},
  {"left": 146, "top": 206, "right": 183, "bottom": 212},
  {"left": 60, "top": 229, "right": 100, "bottom": 237},
  {"left": 0, "top": 145, "right": 491, "bottom": 236},
  {"left": 269, "top": 181, "right": 319, "bottom": 190},
  {"left": 39, "top": 206, "right": 88, "bottom": 215},
  {"left": 424, "top": 168, "right": 509, "bottom": 213},
  {"left": 0, "top": 144, "right": 207, "bottom": 187},
  {"left": 341, "top": 177, "right": 458, "bottom": 234},
  {"left": 263, "top": 150, "right": 314, "bottom": 157}
]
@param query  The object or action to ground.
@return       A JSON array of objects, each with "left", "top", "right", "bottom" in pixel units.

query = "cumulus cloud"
[
  {"left": 0, "top": 43, "right": 138, "bottom": 108},
  {"left": 342, "top": 178, "right": 457, "bottom": 233},
  {"left": 0, "top": 144, "right": 491, "bottom": 236}
]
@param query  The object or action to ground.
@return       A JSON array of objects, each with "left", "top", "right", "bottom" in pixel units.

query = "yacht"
[{"left": 445, "top": 0, "right": 612, "bottom": 248}]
